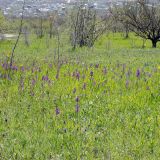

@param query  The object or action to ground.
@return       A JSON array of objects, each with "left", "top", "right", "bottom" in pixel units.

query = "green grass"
[{"left": 0, "top": 33, "right": 160, "bottom": 159}]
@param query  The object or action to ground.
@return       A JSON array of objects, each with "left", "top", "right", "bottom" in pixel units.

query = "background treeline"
[{"left": 1, "top": 0, "right": 160, "bottom": 48}]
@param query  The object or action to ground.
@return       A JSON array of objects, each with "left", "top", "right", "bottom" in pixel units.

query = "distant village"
[
  {"left": 0, "top": 0, "right": 159, "bottom": 18},
  {"left": 0, "top": 0, "right": 132, "bottom": 18}
]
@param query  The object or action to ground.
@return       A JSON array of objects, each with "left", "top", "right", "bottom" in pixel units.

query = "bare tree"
[
  {"left": 23, "top": 25, "right": 30, "bottom": 46},
  {"left": 38, "top": 13, "right": 44, "bottom": 38},
  {"left": 48, "top": 14, "right": 54, "bottom": 39},
  {"left": 35, "top": 9, "right": 45, "bottom": 38},
  {"left": 109, "top": 7, "right": 129, "bottom": 38},
  {"left": 9, "top": 0, "right": 25, "bottom": 70},
  {"left": 113, "top": 0, "right": 160, "bottom": 48},
  {"left": 48, "top": 12, "right": 66, "bottom": 39},
  {"left": 53, "top": 13, "right": 63, "bottom": 80},
  {"left": 123, "top": 22, "right": 130, "bottom": 39},
  {"left": 70, "top": 2, "right": 108, "bottom": 49}
]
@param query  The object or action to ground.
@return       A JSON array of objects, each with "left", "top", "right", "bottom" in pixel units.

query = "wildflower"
[
  {"left": 21, "top": 66, "right": 25, "bottom": 72},
  {"left": 136, "top": 69, "right": 140, "bottom": 78},
  {"left": 75, "top": 96, "right": 79, "bottom": 103},
  {"left": 55, "top": 107, "right": 60, "bottom": 115},
  {"left": 73, "top": 88, "right": 76, "bottom": 94},
  {"left": 82, "top": 83, "right": 86, "bottom": 90},
  {"left": 32, "top": 79, "right": 36, "bottom": 86},
  {"left": 42, "top": 75, "right": 49, "bottom": 81},
  {"left": 76, "top": 72, "right": 80, "bottom": 80},
  {"left": 75, "top": 104, "right": 80, "bottom": 113},
  {"left": 102, "top": 67, "right": 107, "bottom": 75},
  {"left": 126, "top": 80, "right": 129, "bottom": 88},
  {"left": 2, "top": 62, "right": 9, "bottom": 70},
  {"left": 90, "top": 71, "right": 94, "bottom": 77},
  {"left": 11, "top": 66, "right": 18, "bottom": 71},
  {"left": 95, "top": 64, "right": 99, "bottom": 68}
]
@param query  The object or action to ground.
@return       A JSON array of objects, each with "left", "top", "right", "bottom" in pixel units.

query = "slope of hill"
[{"left": 0, "top": 0, "right": 14, "bottom": 8}]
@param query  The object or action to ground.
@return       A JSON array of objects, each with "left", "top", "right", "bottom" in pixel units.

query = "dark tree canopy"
[{"left": 113, "top": 0, "right": 160, "bottom": 48}]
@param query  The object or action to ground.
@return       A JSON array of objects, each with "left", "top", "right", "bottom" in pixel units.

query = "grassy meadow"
[{"left": 0, "top": 33, "right": 160, "bottom": 159}]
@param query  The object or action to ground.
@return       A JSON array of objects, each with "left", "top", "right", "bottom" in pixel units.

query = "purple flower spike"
[
  {"left": 126, "top": 80, "right": 129, "bottom": 88},
  {"left": 21, "top": 66, "right": 25, "bottom": 72},
  {"left": 95, "top": 64, "right": 99, "bottom": 68},
  {"left": 136, "top": 69, "right": 140, "bottom": 78},
  {"left": 75, "top": 104, "right": 80, "bottom": 113},
  {"left": 76, "top": 72, "right": 80, "bottom": 80},
  {"left": 56, "top": 107, "right": 60, "bottom": 115},
  {"left": 90, "top": 71, "right": 93, "bottom": 77},
  {"left": 103, "top": 67, "right": 107, "bottom": 75},
  {"left": 82, "top": 83, "right": 86, "bottom": 90},
  {"left": 11, "top": 66, "right": 18, "bottom": 71},
  {"left": 73, "top": 88, "right": 76, "bottom": 94},
  {"left": 75, "top": 96, "right": 79, "bottom": 103},
  {"left": 32, "top": 79, "right": 36, "bottom": 86},
  {"left": 42, "top": 75, "right": 49, "bottom": 81},
  {"left": 2, "top": 62, "right": 9, "bottom": 70}
]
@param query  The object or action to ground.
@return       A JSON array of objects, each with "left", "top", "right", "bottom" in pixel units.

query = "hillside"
[{"left": 0, "top": 0, "right": 13, "bottom": 8}]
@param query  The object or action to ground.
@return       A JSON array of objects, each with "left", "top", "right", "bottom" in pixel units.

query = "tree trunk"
[
  {"left": 124, "top": 24, "right": 129, "bottom": 39},
  {"left": 125, "top": 31, "right": 129, "bottom": 39},
  {"left": 152, "top": 40, "right": 157, "bottom": 48}
]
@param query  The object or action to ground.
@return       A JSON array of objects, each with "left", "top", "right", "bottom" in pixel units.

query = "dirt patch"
[{"left": 0, "top": 34, "right": 17, "bottom": 40}]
